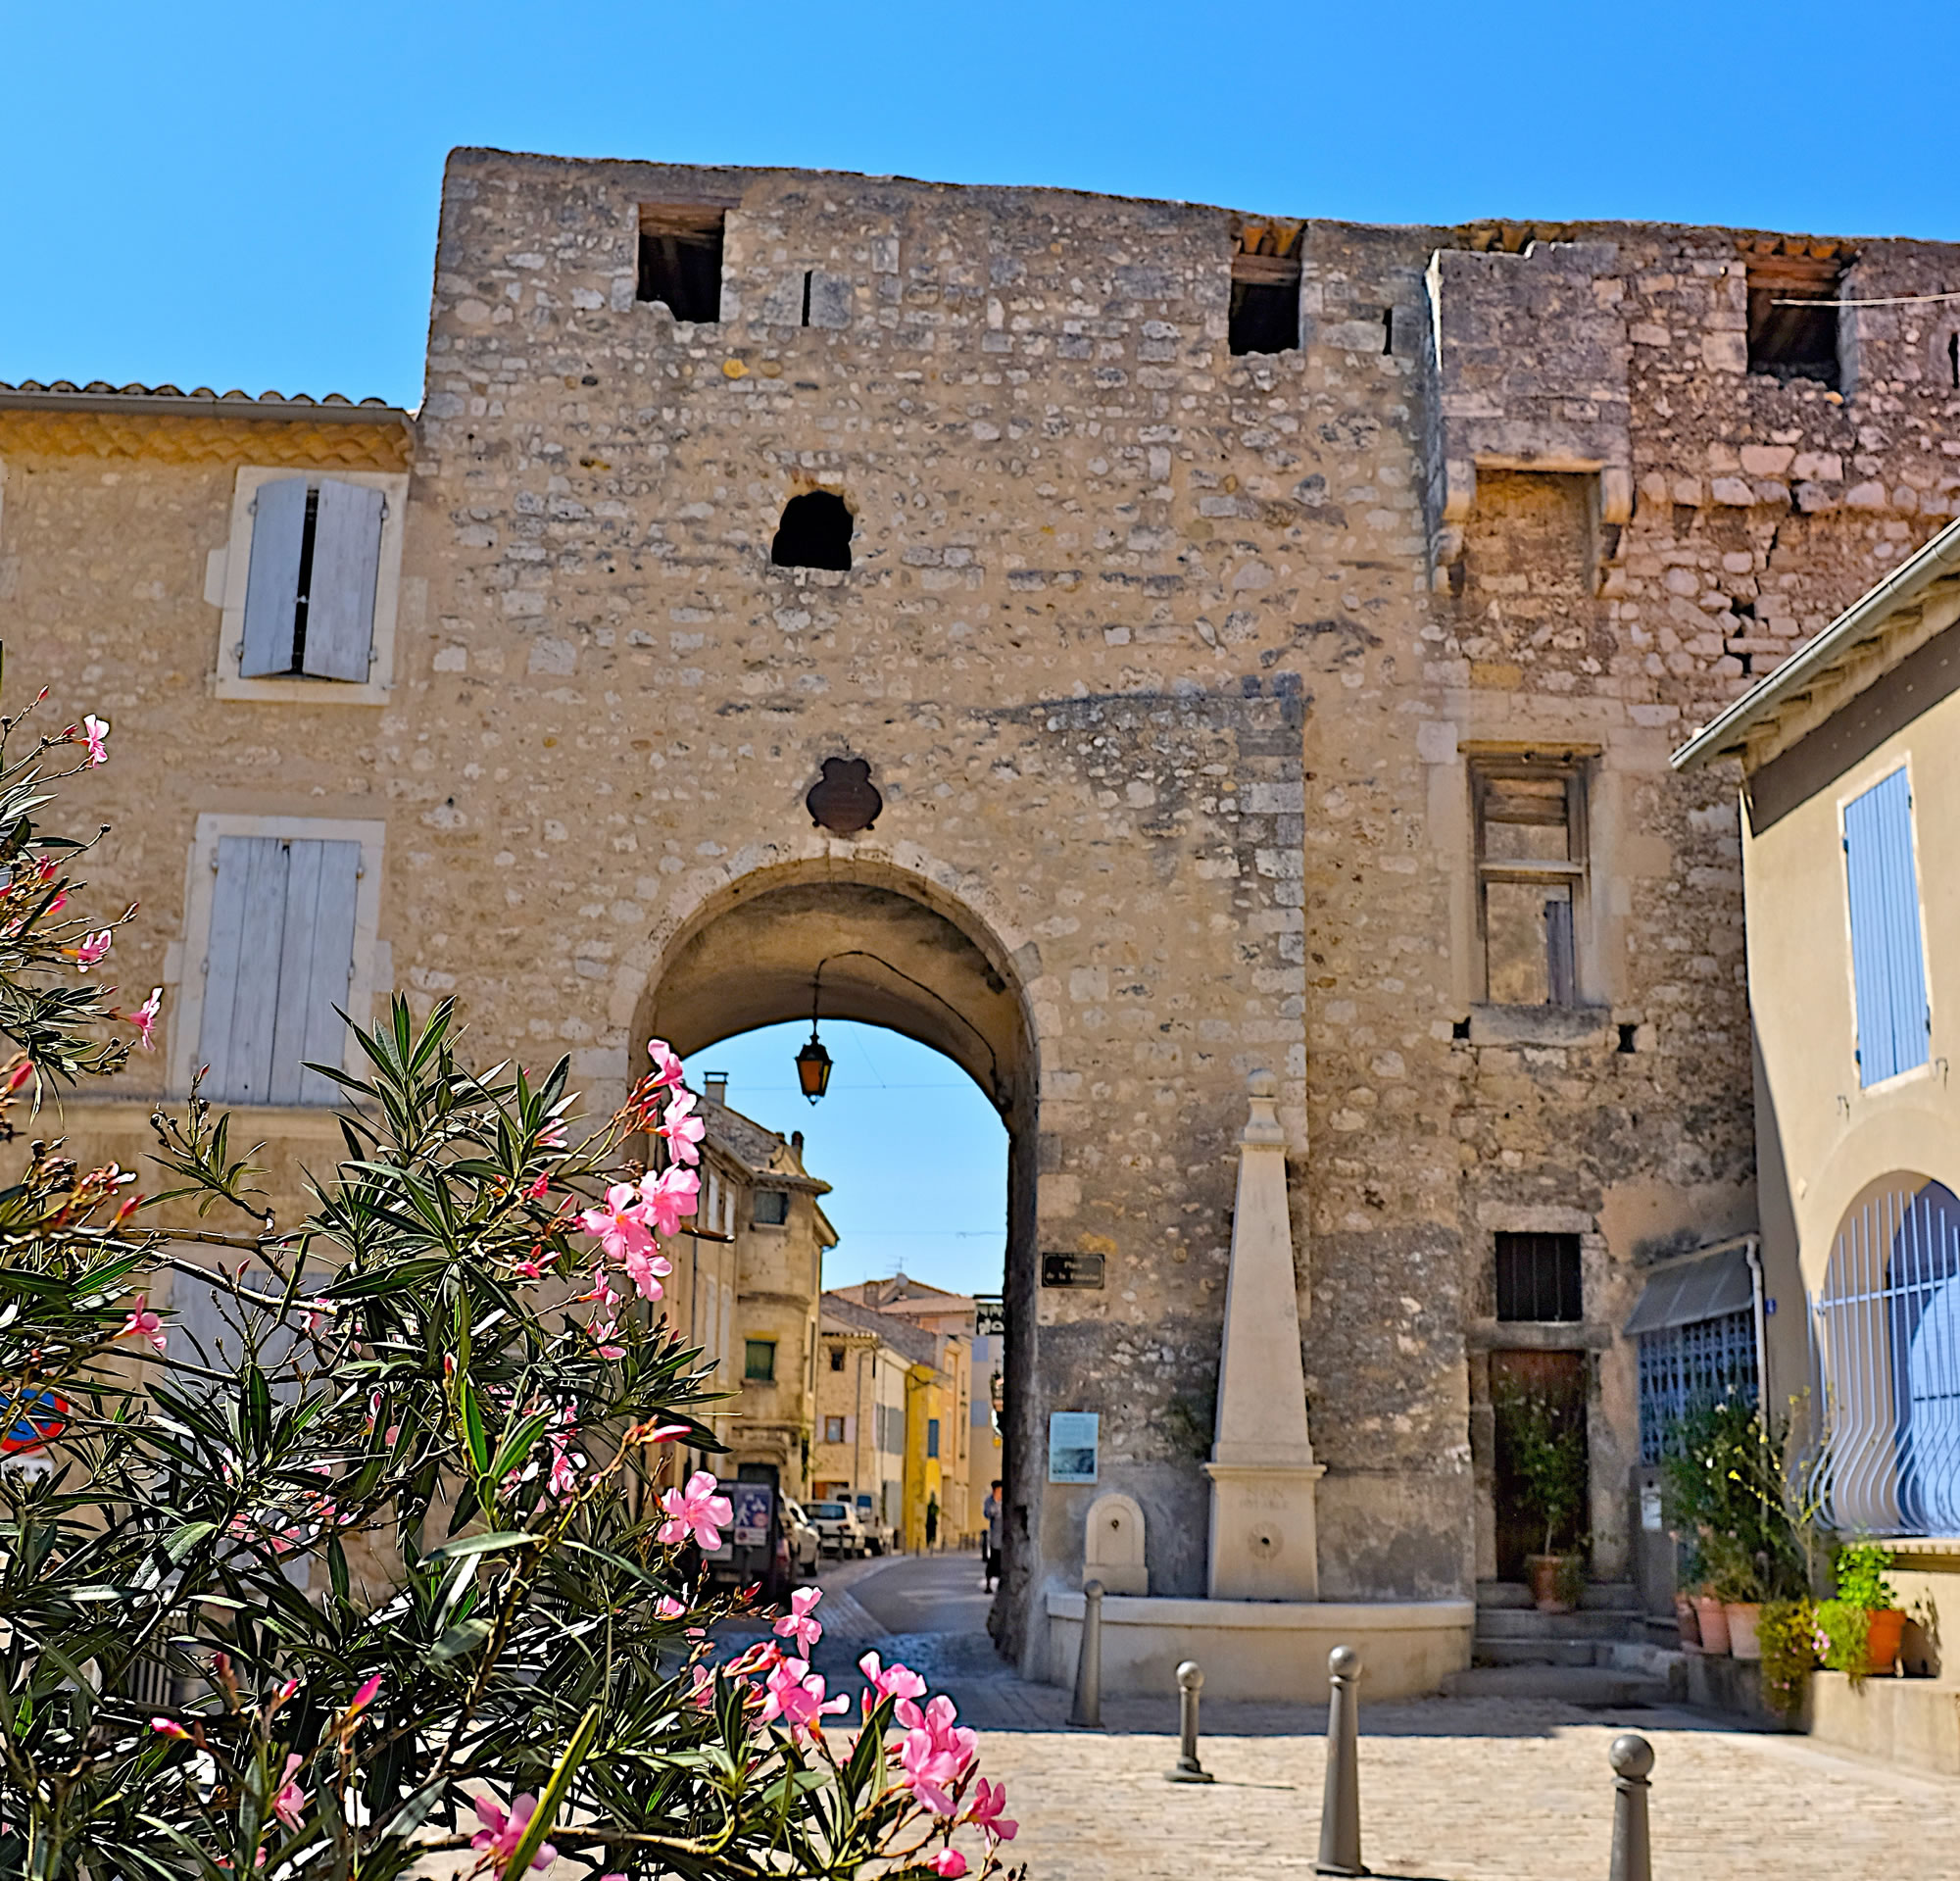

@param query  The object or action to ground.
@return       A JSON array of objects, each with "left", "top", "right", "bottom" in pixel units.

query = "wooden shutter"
[
  {"left": 199, "top": 835, "right": 360, "bottom": 1105},
  {"left": 1845, "top": 767, "right": 1932, "bottom": 1086},
  {"left": 200, "top": 837, "right": 290, "bottom": 1102},
  {"left": 303, "top": 480, "right": 384, "bottom": 682},
  {"left": 267, "top": 839, "right": 360, "bottom": 1104},
  {"left": 239, "top": 479, "right": 309, "bottom": 676}
]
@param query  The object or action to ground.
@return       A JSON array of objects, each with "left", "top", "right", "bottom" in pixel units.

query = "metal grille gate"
[{"left": 1811, "top": 1179, "right": 1960, "bottom": 1535}]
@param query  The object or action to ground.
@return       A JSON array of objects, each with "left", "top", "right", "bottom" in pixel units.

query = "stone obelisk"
[{"left": 1202, "top": 1069, "right": 1324, "bottom": 1600}]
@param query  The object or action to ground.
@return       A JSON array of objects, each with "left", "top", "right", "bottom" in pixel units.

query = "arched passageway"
[{"left": 636, "top": 864, "right": 1042, "bottom": 1658}]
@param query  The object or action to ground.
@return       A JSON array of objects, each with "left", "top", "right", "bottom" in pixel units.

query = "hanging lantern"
[{"left": 795, "top": 1030, "right": 832, "bottom": 1103}]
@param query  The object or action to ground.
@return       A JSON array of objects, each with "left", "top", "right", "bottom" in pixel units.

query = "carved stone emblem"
[{"left": 806, "top": 757, "right": 882, "bottom": 834}]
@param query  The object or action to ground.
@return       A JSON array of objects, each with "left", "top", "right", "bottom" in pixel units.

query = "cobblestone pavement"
[{"left": 798, "top": 1557, "right": 1960, "bottom": 1880}]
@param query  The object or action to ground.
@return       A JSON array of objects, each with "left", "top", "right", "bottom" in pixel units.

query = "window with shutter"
[
  {"left": 199, "top": 836, "right": 361, "bottom": 1105},
  {"left": 237, "top": 477, "right": 383, "bottom": 681},
  {"left": 1844, "top": 767, "right": 1932, "bottom": 1086}
]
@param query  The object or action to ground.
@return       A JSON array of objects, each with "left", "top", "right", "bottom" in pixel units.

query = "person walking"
[
  {"left": 982, "top": 1479, "right": 1003, "bottom": 1592},
  {"left": 924, "top": 1492, "right": 940, "bottom": 1552}
]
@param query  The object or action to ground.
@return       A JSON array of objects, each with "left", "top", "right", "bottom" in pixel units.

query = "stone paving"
[{"left": 737, "top": 1558, "right": 1960, "bottom": 1877}]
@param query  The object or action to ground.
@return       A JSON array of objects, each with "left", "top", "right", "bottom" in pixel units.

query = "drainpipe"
[{"left": 1741, "top": 1234, "right": 1768, "bottom": 1408}]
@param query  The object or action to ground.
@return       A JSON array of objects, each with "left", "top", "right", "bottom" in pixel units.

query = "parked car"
[
  {"left": 779, "top": 1496, "right": 822, "bottom": 1579},
  {"left": 853, "top": 1493, "right": 899, "bottom": 1556},
  {"left": 805, "top": 1499, "right": 871, "bottom": 1558}
]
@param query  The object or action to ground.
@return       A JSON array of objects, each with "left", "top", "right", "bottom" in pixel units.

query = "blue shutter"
[
  {"left": 1845, "top": 767, "right": 1932, "bottom": 1086},
  {"left": 239, "top": 480, "right": 308, "bottom": 676},
  {"left": 302, "top": 480, "right": 384, "bottom": 682}
]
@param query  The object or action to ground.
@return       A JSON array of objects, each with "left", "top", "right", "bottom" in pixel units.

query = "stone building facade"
[{"left": 5, "top": 148, "right": 1960, "bottom": 1676}]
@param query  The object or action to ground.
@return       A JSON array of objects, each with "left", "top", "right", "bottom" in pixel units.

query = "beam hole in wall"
[
  {"left": 772, "top": 490, "right": 854, "bottom": 571},
  {"left": 637, "top": 206, "right": 725, "bottom": 322},
  {"left": 1228, "top": 219, "right": 1302, "bottom": 357}
]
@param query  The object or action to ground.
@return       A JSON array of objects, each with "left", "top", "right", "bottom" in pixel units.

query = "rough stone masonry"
[{"left": 4, "top": 149, "right": 1959, "bottom": 1676}]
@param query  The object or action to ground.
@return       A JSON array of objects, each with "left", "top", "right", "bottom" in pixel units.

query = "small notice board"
[{"left": 1048, "top": 1411, "right": 1100, "bottom": 1484}]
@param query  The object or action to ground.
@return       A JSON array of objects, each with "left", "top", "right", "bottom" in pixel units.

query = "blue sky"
[
  {"left": 5, "top": 0, "right": 1955, "bottom": 407},
  {"left": 685, "top": 1021, "right": 1008, "bottom": 1299}
]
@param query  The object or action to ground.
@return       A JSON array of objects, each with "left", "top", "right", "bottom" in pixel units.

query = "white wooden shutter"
[
  {"left": 239, "top": 480, "right": 309, "bottom": 676},
  {"left": 199, "top": 835, "right": 360, "bottom": 1105},
  {"left": 302, "top": 480, "right": 384, "bottom": 682},
  {"left": 267, "top": 839, "right": 360, "bottom": 1104},
  {"left": 200, "top": 837, "right": 289, "bottom": 1101}
]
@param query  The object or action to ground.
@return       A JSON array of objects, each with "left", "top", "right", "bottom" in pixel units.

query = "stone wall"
[{"left": 5, "top": 158, "right": 1960, "bottom": 1667}]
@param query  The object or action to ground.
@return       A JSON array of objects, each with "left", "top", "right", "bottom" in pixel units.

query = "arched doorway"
[{"left": 635, "top": 861, "right": 1041, "bottom": 1658}]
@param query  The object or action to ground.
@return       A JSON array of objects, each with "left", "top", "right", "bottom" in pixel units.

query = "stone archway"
[{"left": 632, "top": 856, "right": 1044, "bottom": 1658}]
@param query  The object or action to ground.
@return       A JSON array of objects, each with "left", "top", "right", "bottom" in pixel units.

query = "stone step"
[
  {"left": 1476, "top": 1607, "right": 1648, "bottom": 1643},
  {"left": 1474, "top": 1579, "right": 1642, "bottom": 1614},
  {"left": 1441, "top": 1663, "right": 1676, "bottom": 1706},
  {"left": 1476, "top": 1579, "right": 1535, "bottom": 1609},
  {"left": 1473, "top": 1637, "right": 1604, "bottom": 1668}
]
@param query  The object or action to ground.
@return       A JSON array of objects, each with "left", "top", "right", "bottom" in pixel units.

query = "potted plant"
[
  {"left": 1662, "top": 1395, "right": 1812, "bottom": 1661},
  {"left": 1495, "top": 1384, "right": 1589, "bottom": 1610},
  {"left": 1817, "top": 1542, "right": 1905, "bottom": 1683}
]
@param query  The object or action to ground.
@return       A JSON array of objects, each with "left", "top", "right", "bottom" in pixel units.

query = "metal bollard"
[
  {"left": 1607, "top": 1733, "right": 1653, "bottom": 1881},
  {"left": 1315, "top": 1645, "right": 1367, "bottom": 1877},
  {"left": 1068, "top": 1579, "right": 1104, "bottom": 1728},
  {"left": 1165, "top": 1658, "right": 1214, "bottom": 1783}
]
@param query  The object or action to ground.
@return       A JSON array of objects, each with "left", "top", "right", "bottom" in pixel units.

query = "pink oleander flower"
[
  {"left": 687, "top": 1662, "right": 715, "bottom": 1708},
  {"left": 859, "top": 1651, "right": 928, "bottom": 1708},
  {"left": 929, "top": 1852, "right": 968, "bottom": 1879},
  {"left": 580, "top": 1182, "right": 658, "bottom": 1265},
  {"left": 272, "top": 1676, "right": 301, "bottom": 1710},
  {"left": 659, "top": 1470, "right": 733, "bottom": 1550},
  {"left": 74, "top": 930, "right": 112, "bottom": 970},
  {"left": 272, "top": 1754, "right": 308, "bottom": 1830},
  {"left": 656, "top": 1594, "right": 686, "bottom": 1619},
  {"left": 760, "top": 1656, "right": 849, "bottom": 1739},
  {"left": 966, "top": 1777, "right": 1017, "bottom": 1845},
  {"left": 301, "top": 1299, "right": 331, "bottom": 1338},
  {"left": 646, "top": 1038, "right": 684, "bottom": 1090},
  {"left": 525, "top": 1171, "right": 550, "bottom": 1201},
  {"left": 150, "top": 1716, "right": 190, "bottom": 1740},
  {"left": 347, "top": 1673, "right": 382, "bottom": 1713},
  {"left": 130, "top": 986, "right": 162, "bottom": 1050},
  {"left": 513, "top": 1257, "right": 546, "bottom": 1279},
  {"left": 470, "top": 1791, "right": 557, "bottom": 1871},
  {"left": 119, "top": 1298, "right": 166, "bottom": 1353},
  {"left": 622, "top": 1242, "right": 673, "bottom": 1305},
  {"left": 896, "top": 1694, "right": 979, "bottom": 1817},
  {"left": 81, "top": 715, "right": 110, "bottom": 766},
  {"left": 657, "top": 1088, "right": 706, "bottom": 1165},
  {"left": 537, "top": 1120, "right": 566, "bottom": 1150},
  {"left": 588, "top": 1316, "right": 625, "bottom": 1360},
  {"left": 546, "top": 1407, "right": 584, "bottom": 1499},
  {"left": 774, "top": 1585, "right": 823, "bottom": 1653},
  {"left": 636, "top": 1163, "right": 700, "bottom": 1238}
]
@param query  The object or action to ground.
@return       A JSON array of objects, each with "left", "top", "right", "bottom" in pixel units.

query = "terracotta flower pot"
[
  {"left": 1864, "top": 1607, "right": 1906, "bottom": 1676},
  {"left": 1527, "top": 1553, "right": 1577, "bottom": 1612},
  {"left": 1693, "top": 1594, "right": 1732, "bottom": 1655},
  {"left": 1726, "top": 1601, "right": 1763, "bottom": 1660},
  {"left": 1674, "top": 1593, "right": 1700, "bottom": 1646}
]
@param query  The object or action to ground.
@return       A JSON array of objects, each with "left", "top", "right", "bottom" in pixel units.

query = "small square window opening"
[
  {"left": 828, "top": 1345, "right": 846, "bottom": 1371},
  {"left": 823, "top": 1415, "right": 846, "bottom": 1444},
  {"left": 1229, "top": 221, "right": 1302, "bottom": 357},
  {"left": 1474, "top": 763, "right": 1588, "bottom": 1006},
  {"left": 753, "top": 1189, "right": 790, "bottom": 1226},
  {"left": 744, "top": 1338, "right": 777, "bottom": 1383},
  {"left": 1495, "top": 1231, "right": 1583, "bottom": 1322},
  {"left": 638, "top": 207, "right": 726, "bottom": 322},
  {"left": 1743, "top": 246, "right": 1847, "bottom": 389}
]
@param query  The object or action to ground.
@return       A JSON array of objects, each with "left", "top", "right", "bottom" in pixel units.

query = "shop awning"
[{"left": 1623, "top": 1243, "right": 1755, "bottom": 1337}]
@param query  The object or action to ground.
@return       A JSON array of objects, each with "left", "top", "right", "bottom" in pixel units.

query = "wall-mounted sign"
[
  {"left": 974, "top": 1295, "right": 1006, "bottom": 1338},
  {"left": 728, "top": 1482, "right": 774, "bottom": 1549},
  {"left": 1041, "top": 1252, "right": 1105, "bottom": 1289},
  {"left": 1048, "top": 1411, "right": 1101, "bottom": 1484}
]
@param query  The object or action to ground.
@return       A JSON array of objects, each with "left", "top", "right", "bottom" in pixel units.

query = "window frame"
[
  {"left": 743, "top": 1338, "right": 778, "bottom": 1384},
  {"left": 752, "top": 1189, "right": 791, "bottom": 1227},
  {"left": 210, "top": 466, "right": 409, "bottom": 705},
  {"left": 166, "top": 814, "right": 388, "bottom": 1103},
  {"left": 823, "top": 1415, "right": 846, "bottom": 1445},
  {"left": 1494, "top": 1230, "right": 1585, "bottom": 1324},
  {"left": 1471, "top": 756, "right": 1592, "bottom": 1008}
]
